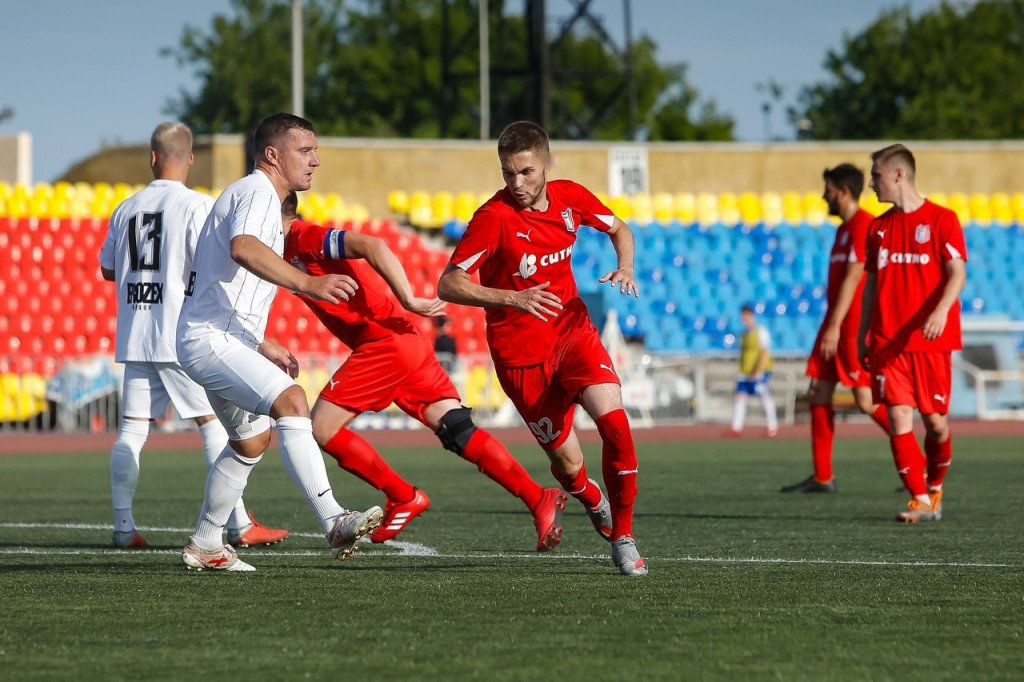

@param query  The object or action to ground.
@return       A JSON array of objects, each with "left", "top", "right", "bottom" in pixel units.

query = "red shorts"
[
  {"left": 319, "top": 332, "right": 460, "bottom": 423},
  {"left": 870, "top": 351, "right": 952, "bottom": 414},
  {"left": 494, "top": 326, "right": 619, "bottom": 450},
  {"left": 806, "top": 327, "right": 871, "bottom": 388}
]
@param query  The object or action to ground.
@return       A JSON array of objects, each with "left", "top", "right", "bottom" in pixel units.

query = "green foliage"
[
  {"left": 2, "top": 437, "right": 1023, "bottom": 680},
  {"left": 798, "top": 0, "right": 1024, "bottom": 140},
  {"left": 161, "top": 0, "right": 734, "bottom": 141}
]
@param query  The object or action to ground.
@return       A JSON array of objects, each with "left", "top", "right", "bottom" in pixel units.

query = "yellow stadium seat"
[
  {"left": 782, "top": 191, "right": 803, "bottom": 223},
  {"left": 737, "top": 192, "right": 762, "bottom": 223},
  {"left": 948, "top": 192, "right": 971, "bottom": 225},
  {"left": 0, "top": 181, "right": 11, "bottom": 202},
  {"left": 968, "top": 192, "right": 991, "bottom": 224},
  {"left": 454, "top": 191, "right": 479, "bottom": 222},
  {"left": 673, "top": 192, "right": 696, "bottom": 223},
  {"left": 608, "top": 195, "right": 633, "bottom": 221},
  {"left": 760, "top": 192, "right": 783, "bottom": 226},
  {"left": 431, "top": 191, "right": 455, "bottom": 226},
  {"left": 718, "top": 192, "right": 740, "bottom": 226},
  {"left": 652, "top": 192, "right": 674, "bottom": 223},
  {"left": 388, "top": 189, "right": 409, "bottom": 214},
  {"left": 802, "top": 191, "right": 828, "bottom": 226},
  {"left": 926, "top": 191, "right": 948, "bottom": 209},
  {"left": 631, "top": 192, "right": 653, "bottom": 225},
  {"left": 695, "top": 191, "right": 718, "bottom": 225},
  {"left": 1011, "top": 192, "right": 1024, "bottom": 222},
  {"left": 990, "top": 192, "right": 1012, "bottom": 223}
]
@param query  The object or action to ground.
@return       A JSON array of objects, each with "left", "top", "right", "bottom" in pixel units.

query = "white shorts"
[
  {"left": 178, "top": 332, "right": 295, "bottom": 441},
  {"left": 121, "top": 362, "right": 214, "bottom": 421}
]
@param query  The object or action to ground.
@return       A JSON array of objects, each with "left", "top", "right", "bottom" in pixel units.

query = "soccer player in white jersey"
[
  {"left": 175, "top": 112, "right": 382, "bottom": 571},
  {"left": 99, "top": 122, "right": 288, "bottom": 550}
]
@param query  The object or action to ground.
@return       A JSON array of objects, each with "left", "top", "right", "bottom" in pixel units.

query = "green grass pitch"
[{"left": 1, "top": 435, "right": 1022, "bottom": 681}]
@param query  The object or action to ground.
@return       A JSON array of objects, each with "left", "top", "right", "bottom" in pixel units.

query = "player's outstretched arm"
[
  {"left": 597, "top": 217, "right": 639, "bottom": 298},
  {"left": 438, "top": 263, "right": 563, "bottom": 322},
  {"left": 342, "top": 232, "right": 445, "bottom": 317},
  {"left": 230, "top": 234, "right": 357, "bottom": 304}
]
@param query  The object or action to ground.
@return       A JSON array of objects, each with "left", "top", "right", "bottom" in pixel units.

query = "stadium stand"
[{"left": 3, "top": 182, "right": 1024, "bottom": 428}]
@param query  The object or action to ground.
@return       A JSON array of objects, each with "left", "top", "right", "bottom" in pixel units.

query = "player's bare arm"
[
  {"left": 922, "top": 258, "right": 967, "bottom": 340},
  {"left": 820, "top": 260, "right": 866, "bottom": 360},
  {"left": 597, "top": 217, "right": 639, "bottom": 298},
  {"left": 857, "top": 272, "right": 877, "bottom": 368},
  {"left": 230, "top": 234, "right": 357, "bottom": 304},
  {"left": 438, "top": 263, "right": 563, "bottom": 322},
  {"left": 342, "top": 231, "right": 445, "bottom": 317},
  {"left": 258, "top": 337, "right": 300, "bottom": 378}
]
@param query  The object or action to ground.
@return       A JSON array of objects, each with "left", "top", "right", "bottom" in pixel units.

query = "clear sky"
[{"left": 2, "top": 0, "right": 942, "bottom": 183}]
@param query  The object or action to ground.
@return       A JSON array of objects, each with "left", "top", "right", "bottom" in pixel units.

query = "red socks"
[
  {"left": 890, "top": 431, "right": 928, "bottom": 497},
  {"left": 924, "top": 431, "right": 953, "bottom": 489},
  {"left": 870, "top": 404, "right": 891, "bottom": 433},
  {"left": 323, "top": 428, "right": 415, "bottom": 503},
  {"left": 461, "top": 429, "right": 543, "bottom": 510},
  {"left": 809, "top": 403, "right": 835, "bottom": 482},
  {"left": 549, "top": 463, "right": 603, "bottom": 509},
  {"left": 595, "top": 409, "right": 638, "bottom": 541}
]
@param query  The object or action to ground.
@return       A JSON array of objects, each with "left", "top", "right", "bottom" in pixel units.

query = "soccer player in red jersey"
[
  {"left": 437, "top": 121, "right": 647, "bottom": 576},
  {"left": 782, "top": 164, "right": 891, "bottom": 493},
  {"left": 280, "top": 192, "right": 569, "bottom": 550},
  {"left": 858, "top": 144, "right": 967, "bottom": 523}
]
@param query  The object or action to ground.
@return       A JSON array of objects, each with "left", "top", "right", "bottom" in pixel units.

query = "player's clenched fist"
[{"left": 307, "top": 273, "right": 359, "bottom": 303}]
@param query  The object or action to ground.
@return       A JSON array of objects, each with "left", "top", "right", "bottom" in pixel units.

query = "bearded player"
[{"left": 438, "top": 121, "right": 646, "bottom": 576}]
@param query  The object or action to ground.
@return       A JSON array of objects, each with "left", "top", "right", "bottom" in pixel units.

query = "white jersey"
[
  {"left": 99, "top": 179, "right": 213, "bottom": 362},
  {"left": 178, "top": 170, "right": 282, "bottom": 348}
]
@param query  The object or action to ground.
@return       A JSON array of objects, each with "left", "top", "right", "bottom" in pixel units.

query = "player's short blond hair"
[
  {"left": 872, "top": 143, "right": 916, "bottom": 182},
  {"left": 150, "top": 122, "right": 192, "bottom": 164},
  {"left": 498, "top": 121, "right": 550, "bottom": 159}
]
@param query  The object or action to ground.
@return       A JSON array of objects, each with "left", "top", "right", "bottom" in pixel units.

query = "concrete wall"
[
  {"left": 58, "top": 137, "right": 1024, "bottom": 218},
  {"left": 0, "top": 133, "right": 32, "bottom": 185}
]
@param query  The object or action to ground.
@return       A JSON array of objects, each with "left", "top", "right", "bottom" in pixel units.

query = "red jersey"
[
  {"left": 864, "top": 200, "right": 967, "bottom": 357},
  {"left": 283, "top": 219, "right": 418, "bottom": 349},
  {"left": 825, "top": 208, "right": 873, "bottom": 337},
  {"left": 450, "top": 180, "right": 615, "bottom": 367}
]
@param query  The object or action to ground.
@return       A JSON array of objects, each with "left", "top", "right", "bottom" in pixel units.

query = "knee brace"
[{"left": 434, "top": 406, "right": 477, "bottom": 456}]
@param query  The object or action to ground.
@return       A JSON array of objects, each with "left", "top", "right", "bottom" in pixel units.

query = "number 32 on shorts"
[{"left": 528, "top": 418, "right": 561, "bottom": 445}]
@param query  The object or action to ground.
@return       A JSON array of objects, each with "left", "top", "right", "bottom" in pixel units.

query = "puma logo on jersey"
[
  {"left": 933, "top": 393, "right": 947, "bottom": 404},
  {"left": 876, "top": 229, "right": 886, "bottom": 238},
  {"left": 328, "top": 378, "right": 341, "bottom": 391},
  {"left": 513, "top": 253, "right": 538, "bottom": 278},
  {"left": 516, "top": 228, "right": 532, "bottom": 242},
  {"left": 897, "top": 467, "right": 910, "bottom": 475},
  {"left": 600, "top": 363, "right": 616, "bottom": 374},
  {"left": 848, "top": 370, "right": 860, "bottom": 381}
]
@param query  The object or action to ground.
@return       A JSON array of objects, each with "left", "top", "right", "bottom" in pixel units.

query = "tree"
[
  {"left": 162, "top": 0, "right": 733, "bottom": 141},
  {"left": 796, "top": 0, "right": 1024, "bottom": 140}
]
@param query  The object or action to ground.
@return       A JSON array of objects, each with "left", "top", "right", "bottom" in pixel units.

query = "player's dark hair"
[
  {"left": 872, "top": 143, "right": 916, "bottom": 181},
  {"left": 741, "top": 305, "right": 754, "bottom": 314},
  {"left": 823, "top": 163, "right": 864, "bottom": 199},
  {"left": 254, "top": 113, "right": 316, "bottom": 159},
  {"left": 497, "top": 121, "right": 550, "bottom": 158}
]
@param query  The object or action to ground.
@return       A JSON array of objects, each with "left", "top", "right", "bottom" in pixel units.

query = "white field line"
[{"left": 0, "top": 523, "right": 1016, "bottom": 568}]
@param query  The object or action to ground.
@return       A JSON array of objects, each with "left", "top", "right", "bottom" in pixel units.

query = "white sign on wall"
[{"left": 608, "top": 146, "right": 649, "bottom": 196}]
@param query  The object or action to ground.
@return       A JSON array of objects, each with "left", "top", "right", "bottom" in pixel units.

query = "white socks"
[
  {"left": 199, "top": 420, "right": 249, "bottom": 532},
  {"left": 110, "top": 419, "right": 150, "bottom": 532},
  {"left": 192, "top": 450, "right": 262, "bottom": 550},
  {"left": 277, "top": 416, "right": 344, "bottom": 532},
  {"left": 731, "top": 396, "right": 748, "bottom": 431},
  {"left": 761, "top": 393, "right": 778, "bottom": 431}
]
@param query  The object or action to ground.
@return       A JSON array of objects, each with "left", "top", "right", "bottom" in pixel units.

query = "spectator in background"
[
  {"left": 781, "top": 163, "right": 891, "bottom": 494},
  {"left": 438, "top": 120, "right": 645, "bottom": 576},
  {"left": 434, "top": 316, "right": 457, "bottom": 373},
  {"left": 175, "top": 112, "right": 381, "bottom": 571},
  {"left": 726, "top": 305, "right": 778, "bottom": 438},
  {"left": 858, "top": 143, "right": 967, "bottom": 523},
  {"left": 281, "top": 192, "right": 568, "bottom": 551},
  {"left": 99, "top": 122, "right": 288, "bottom": 550}
]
